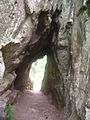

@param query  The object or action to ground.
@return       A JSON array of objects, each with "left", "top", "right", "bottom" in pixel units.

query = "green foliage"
[{"left": 5, "top": 104, "right": 14, "bottom": 120}]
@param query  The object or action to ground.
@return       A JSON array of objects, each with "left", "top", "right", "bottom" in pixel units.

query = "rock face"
[{"left": 0, "top": 0, "right": 90, "bottom": 120}]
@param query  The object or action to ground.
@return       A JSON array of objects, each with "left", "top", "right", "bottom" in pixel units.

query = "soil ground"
[{"left": 14, "top": 90, "right": 63, "bottom": 120}]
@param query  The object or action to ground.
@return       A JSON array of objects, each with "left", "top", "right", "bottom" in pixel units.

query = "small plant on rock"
[{"left": 5, "top": 104, "right": 14, "bottom": 120}]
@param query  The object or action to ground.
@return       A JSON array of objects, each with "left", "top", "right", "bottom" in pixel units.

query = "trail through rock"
[{"left": 14, "top": 90, "right": 63, "bottom": 120}]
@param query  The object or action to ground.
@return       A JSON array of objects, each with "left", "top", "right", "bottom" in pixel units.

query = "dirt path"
[{"left": 14, "top": 90, "right": 63, "bottom": 120}]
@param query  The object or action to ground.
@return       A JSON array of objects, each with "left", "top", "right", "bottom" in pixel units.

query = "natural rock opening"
[{"left": 29, "top": 55, "right": 47, "bottom": 91}]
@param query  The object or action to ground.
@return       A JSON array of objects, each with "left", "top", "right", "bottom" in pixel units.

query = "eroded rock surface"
[{"left": 0, "top": 0, "right": 90, "bottom": 120}]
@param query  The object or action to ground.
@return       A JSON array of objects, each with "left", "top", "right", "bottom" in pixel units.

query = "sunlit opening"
[{"left": 29, "top": 55, "right": 47, "bottom": 92}]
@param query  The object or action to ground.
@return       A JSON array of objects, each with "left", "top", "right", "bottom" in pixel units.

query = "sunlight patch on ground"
[{"left": 29, "top": 55, "right": 47, "bottom": 91}]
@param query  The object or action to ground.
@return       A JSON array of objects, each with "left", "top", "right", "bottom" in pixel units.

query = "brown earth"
[{"left": 14, "top": 90, "right": 63, "bottom": 120}]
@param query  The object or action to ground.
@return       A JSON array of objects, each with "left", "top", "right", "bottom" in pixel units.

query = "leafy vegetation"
[{"left": 5, "top": 104, "right": 14, "bottom": 120}]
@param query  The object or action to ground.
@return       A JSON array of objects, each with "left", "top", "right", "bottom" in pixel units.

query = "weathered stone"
[
  {"left": 0, "top": 112, "right": 6, "bottom": 120},
  {"left": 0, "top": 51, "right": 5, "bottom": 83},
  {"left": 0, "top": 89, "right": 18, "bottom": 120},
  {"left": 86, "top": 108, "right": 90, "bottom": 120},
  {"left": 0, "top": 72, "right": 16, "bottom": 95},
  {"left": 0, "top": 0, "right": 90, "bottom": 120},
  {"left": 0, "top": 98, "right": 6, "bottom": 113},
  {"left": 2, "top": 89, "right": 18, "bottom": 105}
]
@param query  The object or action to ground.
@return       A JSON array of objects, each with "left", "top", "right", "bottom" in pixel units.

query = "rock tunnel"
[
  {"left": 13, "top": 10, "right": 65, "bottom": 107},
  {"left": 0, "top": 0, "right": 90, "bottom": 120}
]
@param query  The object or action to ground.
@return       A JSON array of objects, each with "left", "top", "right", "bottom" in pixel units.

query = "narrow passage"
[{"left": 14, "top": 90, "right": 63, "bottom": 120}]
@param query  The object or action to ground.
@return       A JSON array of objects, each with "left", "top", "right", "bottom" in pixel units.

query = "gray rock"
[
  {"left": 0, "top": 113, "right": 6, "bottom": 120},
  {"left": 0, "top": 0, "right": 90, "bottom": 120}
]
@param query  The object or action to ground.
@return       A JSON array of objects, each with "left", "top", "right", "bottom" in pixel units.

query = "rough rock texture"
[
  {"left": 42, "top": 0, "right": 90, "bottom": 120},
  {"left": 0, "top": 0, "right": 90, "bottom": 120}
]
